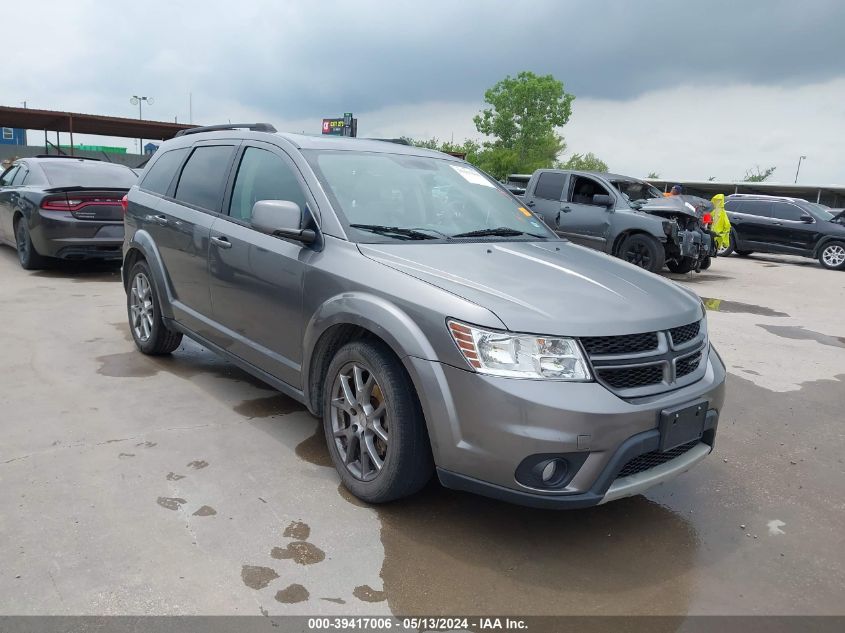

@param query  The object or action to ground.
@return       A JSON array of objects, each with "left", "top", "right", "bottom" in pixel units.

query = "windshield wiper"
[
  {"left": 349, "top": 224, "right": 440, "bottom": 240},
  {"left": 452, "top": 227, "right": 545, "bottom": 238}
]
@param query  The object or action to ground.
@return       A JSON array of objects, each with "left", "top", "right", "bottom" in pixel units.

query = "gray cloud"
[{"left": 5, "top": 0, "right": 845, "bottom": 122}]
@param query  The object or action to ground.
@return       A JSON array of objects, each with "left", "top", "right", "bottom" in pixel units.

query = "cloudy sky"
[{"left": 3, "top": 0, "right": 844, "bottom": 183}]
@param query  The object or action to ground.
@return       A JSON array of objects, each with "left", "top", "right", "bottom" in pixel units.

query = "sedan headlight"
[{"left": 448, "top": 320, "right": 591, "bottom": 381}]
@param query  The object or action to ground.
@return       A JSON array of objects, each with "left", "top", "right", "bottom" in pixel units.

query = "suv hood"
[{"left": 359, "top": 241, "right": 703, "bottom": 336}]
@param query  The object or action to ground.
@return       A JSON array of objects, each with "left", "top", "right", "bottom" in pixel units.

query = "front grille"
[
  {"left": 670, "top": 321, "right": 700, "bottom": 346},
  {"left": 596, "top": 364, "right": 663, "bottom": 389},
  {"left": 580, "top": 332, "right": 658, "bottom": 356},
  {"left": 615, "top": 440, "right": 700, "bottom": 479},
  {"left": 676, "top": 352, "right": 702, "bottom": 378}
]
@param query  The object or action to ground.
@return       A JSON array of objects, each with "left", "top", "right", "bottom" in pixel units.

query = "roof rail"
[
  {"left": 34, "top": 154, "right": 101, "bottom": 161},
  {"left": 175, "top": 123, "right": 277, "bottom": 137}
]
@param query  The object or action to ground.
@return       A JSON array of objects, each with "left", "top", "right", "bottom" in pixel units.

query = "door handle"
[
  {"left": 211, "top": 235, "right": 232, "bottom": 249},
  {"left": 561, "top": 206, "right": 572, "bottom": 213},
  {"left": 525, "top": 200, "right": 535, "bottom": 207},
  {"left": 152, "top": 214, "right": 169, "bottom": 225},
  {"left": 772, "top": 222, "right": 783, "bottom": 226}
]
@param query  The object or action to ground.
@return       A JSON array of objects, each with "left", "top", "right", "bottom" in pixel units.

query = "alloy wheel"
[
  {"left": 129, "top": 272, "right": 155, "bottom": 342},
  {"left": 822, "top": 244, "right": 845, "bottom": 268},
  {"left": 329, "top": 362, "right": 389, "bottom": 482},
  {"left": 625, "top": 243, "right": 652, "bottom": 269}
]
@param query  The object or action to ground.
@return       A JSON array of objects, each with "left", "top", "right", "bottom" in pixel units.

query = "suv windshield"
[
  {"left": 611, "top": 179, "right": 663, "bottom": 204},
  {"left": 807, "top": 203, "right": 835, "bottom": 221},
  {"left": 304, "top": 150, "right": 554, "bottom": 242}
]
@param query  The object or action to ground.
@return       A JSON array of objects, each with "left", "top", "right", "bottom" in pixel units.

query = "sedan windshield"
[{"left": 304, "top": 150, "right": 554, "bottom": 242}]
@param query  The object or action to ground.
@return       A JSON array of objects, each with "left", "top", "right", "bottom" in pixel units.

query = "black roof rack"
[
  {"left": 175, "top": 123, "right": 277, "bottom": 137},
  {"left": 34, "top": 154, "right": 100, "bottom": 161}
]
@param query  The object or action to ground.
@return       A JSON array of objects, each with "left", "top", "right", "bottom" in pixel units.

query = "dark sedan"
[{"left": 0, "top": 156, "right": 137, "bottom": 269}]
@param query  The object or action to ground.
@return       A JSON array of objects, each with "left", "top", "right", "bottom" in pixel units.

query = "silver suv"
[{"left": 122, "top": 124, "right": 726, "bottom": 508}]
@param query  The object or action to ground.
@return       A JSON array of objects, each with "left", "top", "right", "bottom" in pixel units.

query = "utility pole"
[
  {"left": 794, "top": 155, "right": 807, "bottom": 183},
  {"left": 130, "top": 95, "right": 154, "bottom": 155}
]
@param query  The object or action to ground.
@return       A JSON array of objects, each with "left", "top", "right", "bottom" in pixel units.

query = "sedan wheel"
[{"left": 330, "top": 362, "right": 388, "bottom": 482}]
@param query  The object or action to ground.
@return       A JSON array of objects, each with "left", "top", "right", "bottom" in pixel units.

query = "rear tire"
[
  {"left": 15, "top": 219, "right": 48, "bottom": 270},
  {"left": 619, "top": 234, "right": 665, "bottom": 273},
  {"left": 323, "top": 339, "right": 433, "bottom": 503},
  {"left": 819, "top": 241, "right": 845, "bottom": 270},
  {"left": 717, "top": 232, "right": 736, "bottom": 257},
  {"left": 126, "top": 260, "right": 182, "bottom": 355}
]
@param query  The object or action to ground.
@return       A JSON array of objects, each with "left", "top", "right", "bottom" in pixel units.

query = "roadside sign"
[{"left": 322, "top": 113, "right": 357, "bottom": 137}]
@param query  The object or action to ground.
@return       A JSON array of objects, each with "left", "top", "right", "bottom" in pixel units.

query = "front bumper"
[
  {"left": 406, "top": 346, "right": 726, "bottom": 509},
  {"left": 31, "top": 213, "right": 124, "bottom": 260}
]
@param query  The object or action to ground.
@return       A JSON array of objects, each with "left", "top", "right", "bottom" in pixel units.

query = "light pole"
[
  {"left": 130, "top": 96, "right": 154, "bottom": 155},
  {"left": 794, "top": 155, "right": 807, "bottom": 183}
]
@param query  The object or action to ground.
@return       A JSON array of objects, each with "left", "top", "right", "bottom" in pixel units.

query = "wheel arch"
[
  {"left": 813, "top": 236, "right": 845, "bottom": 258},
  {"left": 612, "top": 228, "right": 664, "bottom": 257},
  {"left": 122, "top": 230, "right": 176, "bottom": 319}
]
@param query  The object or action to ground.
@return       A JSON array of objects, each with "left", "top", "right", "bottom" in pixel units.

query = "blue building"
[
  {"left": 144, "top": 142, "right": 160, "bottom": 155},
  {"left": 0, "top": 127, "right": 27, "bottom": 145}
]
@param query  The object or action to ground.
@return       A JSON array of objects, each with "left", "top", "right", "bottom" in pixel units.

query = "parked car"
[
  {"left": 722, "top": 194, "right": 845, "bottom": 270},
  {"left": 521, "top": 170, "right": 714, "bottom": 273},
  {"left": 122, "top": 124, "right": 726, "bottom": 508},
  {"left": 0, "top": 156, "right": 137, "bottom": 269}
]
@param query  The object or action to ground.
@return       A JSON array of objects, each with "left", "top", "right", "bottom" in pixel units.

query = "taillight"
[
  {"left": 121, "top": 194, "right": 129, "bottom": 214},
  {"left": 40, "top": 194, "right": 124, "bottom": 212},
  {"left": 41, "top": 196, "right": 82, "bottom": 211}
]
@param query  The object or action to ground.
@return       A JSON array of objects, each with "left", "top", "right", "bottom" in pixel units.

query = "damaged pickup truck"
[{"left": 520, "top": 169, "right": 714, "bottom": 273}]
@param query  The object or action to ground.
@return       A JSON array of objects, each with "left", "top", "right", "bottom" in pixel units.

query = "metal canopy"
[{"left": 0, "top": 105, "right": 194, "bottom": 140}]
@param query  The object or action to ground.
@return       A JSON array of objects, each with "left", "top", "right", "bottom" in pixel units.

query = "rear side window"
[
  {"left": 534, "top": 172, "right": 566, "bottom": 201},
  {"left": 174, "top": 145, "right": 236, "bottom": 212},
  {"left": 12, "top": 166, "right": 29, "bottom": 185},
  {"left": 728, "top": 200, "right": 772, "bottom": 217},
  {"left": 0, "top": 166, "right": 20, "bottom": 186},
  {"left": 140, "top": 148, "right": 189, "bottom": 195},
  {"left": 771, "top": 202, "right": 805, "bottom": 221},
  {"left": 229, "top": 147, "right": 307, "bottom": 222},
  {"left": 40, "top": 161, "right": 138, "bottom": 188}
]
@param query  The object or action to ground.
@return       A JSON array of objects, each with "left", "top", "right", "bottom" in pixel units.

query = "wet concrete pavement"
[{"left": 0, "top": 247, "right": 843, "bottom": 616}]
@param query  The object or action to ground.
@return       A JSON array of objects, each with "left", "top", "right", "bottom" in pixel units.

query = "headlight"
[{"left": 447, "top": 320, "right": 591, "bottom": 381}]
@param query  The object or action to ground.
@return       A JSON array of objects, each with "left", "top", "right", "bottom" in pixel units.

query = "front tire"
[
  {"left": 15, "top": 219, "right": 48, "bottom": 270},
  {"left": 819, "top": 241, "right": 845, "bottom": 270},
  {"left": 323, "top": 340, "right": 433, "bottom": 503},
  {"left": 127, "top": 260, "right": 182, "bottom": 355},
  {"left": 619, "top": 234, "right": 665, "bottom": 273}
]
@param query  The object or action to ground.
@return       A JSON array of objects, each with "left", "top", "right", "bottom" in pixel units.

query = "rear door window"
[
  {"left": 533, "top": 172, "right": 566, "bottom": 201},
  {"left": 228, "top": 147, "right": 307, "bottom": 222},
  {"left": 140, "top": 147, "right": 190, "bottom": 195},
  {"left": 771, "top": 202, "right": 805, "bottom": 221},
  {"left": 12, "top": 166, "right": 29, "bottom": 185},
  {"left": 737, "top": 200, "right": 772, "bottom": 217},
  {"left": 174, "top": 145, "right": 236, "bottom": 212}
]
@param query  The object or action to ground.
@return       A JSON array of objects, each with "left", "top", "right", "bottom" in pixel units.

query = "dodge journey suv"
[{"left": 122, "top": 124, "right": 726, "bottom": 508}]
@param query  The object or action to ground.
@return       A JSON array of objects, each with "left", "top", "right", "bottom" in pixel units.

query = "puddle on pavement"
[
  {"left": 283, "top": 521, "right": 311, "bottom": 540},
  {"left": 95, "top": 339, "right": 274, "bottom": 390},
  {"left": 156, "top": 497, "right": 186, "bottom": 511},
  {"left": 352, "top": 585, "right": 387, "bottom": 603},
  {"left": 665, "top": 273, "right": 734, "bottom": 283},
  {"left": 295, "top": 422, "right": 334, "bottom": 467},
  {"left": 234, "top": 394, "right": 304, "bottom": 418},
  {"left": 701, "top": 297, "right": 789, "bottom": 317},
  {"left": 758, "top": 324, "right": 845, "bottom": 349},
  {"left": 193, "top": 505, "right": 217, "bottom": 517},
  {"left": 275, "top": 583, "right": 309, "bottom": 603},
  {"left": 270, "top": 541, "right": 325, "bottom": 565},
  {"left": 241, "top": 565, "right": 279, "bottom": 590}
]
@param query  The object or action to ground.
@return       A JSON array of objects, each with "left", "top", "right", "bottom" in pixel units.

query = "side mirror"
[
  {"left": 250, "top": 200, "right": 316, "bottom": 244},
  {"left": 800, "top": 214, "right": 814, "bottom": 223},
  {"left": 592, "top": 194, "right": 613, "bottom": 207}
]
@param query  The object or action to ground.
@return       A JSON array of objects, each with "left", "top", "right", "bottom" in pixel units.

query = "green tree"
[
  {"left": 472, "top": 71, "right": 575, "bottom": 179},
  {"left": 647, "top": 171, "right": 660, "bottom": 179},
  {"left": 558, "top": 152, "right": 608, "bottom": 172},
  {"left": 743, "top": 165, "right": 776, "bottom": 182}
]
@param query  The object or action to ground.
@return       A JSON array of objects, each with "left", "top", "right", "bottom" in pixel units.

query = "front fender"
[
  {"left": 124, "top": 229, "right": 176, "bottom": 320},
  {"left": 301, "top": 292, "right": 441, "bottom": 402}
]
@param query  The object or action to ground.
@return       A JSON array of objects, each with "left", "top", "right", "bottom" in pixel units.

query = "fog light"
[{"left": 541, "top": 460, "right": 558, "bottom": 482}]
